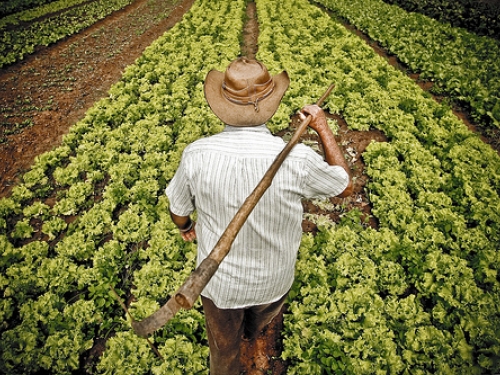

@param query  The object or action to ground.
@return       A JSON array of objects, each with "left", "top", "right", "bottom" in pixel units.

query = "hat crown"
[
  {"left": 222, "top": 58, "right": 274, "bottom": 108},
  {"left": 225, "top": 58, "right": 270, "bottom": 89},
  {"left": 204, "top": 57, "right": 289, "bottom": 126}
]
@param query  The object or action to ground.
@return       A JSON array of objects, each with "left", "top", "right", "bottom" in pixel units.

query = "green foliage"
[
  {"left": 1, "top": 0, "right": 90, "bottom": 23},
  {"left": 1, "top": 292, "right": 101, "bottom": 375},
  {"left": 382, "top": 0, "right": 500, "bottom": 39},
  {"left": 0, "top": 0, "right": 135, "bottom": 68},
  {"left": 96, "top": 331, "right": 156, "bottom": 375},
  {"left": 11, "top": 218, "right": 33, "bottom": 240},
  {"left": 315, "top": 0, "right": 500, "bottom": 129},
  {"left": 1, "top": 0, "right": 55, "bottom": 17},
  {"left": 41, "top": 216, "right": 67, "bottom": 240},
  {"left": 1, "top": 0, "right": 499, "bottom": 373},
  {"left": 0, "top": 0, "right": 244, "bottom": 373},
  {"left": 257, "top": 0, "right": 500, "bottom": 373}
]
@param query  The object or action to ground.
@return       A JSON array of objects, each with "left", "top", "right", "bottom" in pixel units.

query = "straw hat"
[{"left": 204, "top": 57, "right": 289, "bottom": 126}]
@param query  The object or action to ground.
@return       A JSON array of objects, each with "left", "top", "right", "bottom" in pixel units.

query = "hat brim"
[{"left": 204, "top": 69, "right": 290, "bottom": 127}]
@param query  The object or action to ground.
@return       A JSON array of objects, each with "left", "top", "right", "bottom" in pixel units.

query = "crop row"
[
  {"left": 0, "top": 0, "right": 244, "bottom": 373},
  {"left": 382, "top": 0, "right": 500, "bottom": 39},
  {"left": 0, "top": 0, "right": 54, "bottom": 17},
  {"left": 0, "top": 0, "right": 91, "bottom": 29},
  {"left": 0, "top": 0, "right": 499, "bottom": 373},
  {"left": 256, "top": 0, "right": 499, "bottom": 373},
  {"left": 0, "top": 0, "right": 134, "bottom": 68},
  {"left": 314, "top": 0, "right": 500, "bottom": 130}
]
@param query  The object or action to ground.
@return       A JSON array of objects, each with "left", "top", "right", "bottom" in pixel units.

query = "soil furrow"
[{"left": 0, "top": 0, "right": 195, "bottom": 198}]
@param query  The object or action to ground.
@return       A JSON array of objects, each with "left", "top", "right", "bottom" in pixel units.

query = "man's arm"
[
  {"left": 169, "top": 210, "right": 197, "bottom": 242},
  {"left": 300, "top": 104, "right": 354, "bottom": 198}
]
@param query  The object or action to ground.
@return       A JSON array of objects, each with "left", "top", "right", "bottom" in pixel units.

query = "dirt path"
[{"left": 0, "top": 0, "right": 195, "bottom": 198}]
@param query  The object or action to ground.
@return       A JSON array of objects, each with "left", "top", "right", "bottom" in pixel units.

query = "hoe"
[{"left": 112, "top": 83, "right": 335, "bottom": 340}]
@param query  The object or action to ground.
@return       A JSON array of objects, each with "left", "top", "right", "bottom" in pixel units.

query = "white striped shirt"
[{"left": 165, "top": 125, "right": 349, "bottom": 309}]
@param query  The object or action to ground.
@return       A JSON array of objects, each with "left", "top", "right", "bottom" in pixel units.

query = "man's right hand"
[
  {"left": 299, "top": 104, "right": 354, "bottom": 198},
  {"left": 299, "top": 104, "right": 329, "bottom": 135}
]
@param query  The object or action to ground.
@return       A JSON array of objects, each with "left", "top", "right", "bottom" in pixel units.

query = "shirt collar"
[{"left": 223, "top": 124, "right": 271, "bottom": 135}]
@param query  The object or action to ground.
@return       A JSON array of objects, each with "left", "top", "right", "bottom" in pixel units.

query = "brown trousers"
[{"left": 201, "top": 293, "right": 288, "bottom": 375}]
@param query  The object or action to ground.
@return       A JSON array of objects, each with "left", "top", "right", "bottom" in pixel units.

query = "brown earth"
[
  {"left": 0, "top": 0, "right": 496, "bottom": 374},
  {"left": 0, "top": 0, "right": 196, "bottom": 198}
]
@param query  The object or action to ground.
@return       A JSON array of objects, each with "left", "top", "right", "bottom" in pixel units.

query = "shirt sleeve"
[
  {"left": 301, "top": 149, "right": 350, "bottom": 199},
  {"left": 165, "top": 153, "right": 195, "bottom": 216}
]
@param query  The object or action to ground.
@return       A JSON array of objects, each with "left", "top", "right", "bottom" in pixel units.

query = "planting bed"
[
  {"left": 2, "top": 0, "right": 496, "bottom": 200},
  {"left": 0, "top": 1, "right": 384, "bottom": 372},
  {"left": 0, "top": 0, "right": 195, "bottom": 198},
  {"left": 0, "top": 0, "right": 498, "bottom": 374}
]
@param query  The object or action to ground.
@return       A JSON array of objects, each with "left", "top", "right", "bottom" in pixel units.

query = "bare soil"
[
  {"left": 0, "top": 0, "right": 496, "bottom": 374},
  {"left": 0, "top": 0, "right": 196, "bottom": 198}
]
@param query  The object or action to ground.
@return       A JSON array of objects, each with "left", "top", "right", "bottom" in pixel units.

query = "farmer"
[{"left": 165, "top": 57, "right": 353, "bottom": 374}]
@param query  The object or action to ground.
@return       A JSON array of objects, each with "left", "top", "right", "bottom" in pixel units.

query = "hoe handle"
[{"left": 131, "top": 83, "right": 335, "bottom": 338}]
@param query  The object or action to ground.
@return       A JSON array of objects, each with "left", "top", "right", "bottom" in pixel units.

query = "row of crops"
[
  {"left": 256, "top": 1, "right": 499, "bottom": 373},
  {"left": 314, "top": 0, "right": 500, "bottom": 131},
  {"left": 381, "top": 0, "right": 500, "bottom": 39},
  {"left": 1, "top": 0, "right": 61, "bottom": 17},
  {"left": 0, "top": 0, "right": 135, "bottom": 68},
  {"left": 0, "top": 0, "right": 499, "bottom": 374}
]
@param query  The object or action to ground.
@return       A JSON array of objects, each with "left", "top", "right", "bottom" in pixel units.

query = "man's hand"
[
  {"left": 179, "top": 221, "right": 197, "bottom": 242},
  {"left": 169, "top": 210, "right": 197, "bottom": 242},
  {"left": 300, "top": 104, "right": 354, "bottom": 198},
  {"left": 299, "top": 104, "right": 329, "bottom": 135}
]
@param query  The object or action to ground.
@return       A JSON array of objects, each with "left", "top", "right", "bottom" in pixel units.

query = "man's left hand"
[{"left": 180, "top": 222, "right": 196, "bottom": 242}]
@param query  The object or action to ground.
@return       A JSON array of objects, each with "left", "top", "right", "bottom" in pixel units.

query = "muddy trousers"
[{"left": 201, "top": 293, "right": 288, "bottom": 375}]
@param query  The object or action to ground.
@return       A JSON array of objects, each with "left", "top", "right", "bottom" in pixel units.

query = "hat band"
[{"left": 222, "top": 77, "right": 275, "bottom": 111}]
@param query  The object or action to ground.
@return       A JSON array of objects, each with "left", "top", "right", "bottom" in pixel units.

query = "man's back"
[{"left": 166, "top": 125, "right": 349, "bottom": 308}]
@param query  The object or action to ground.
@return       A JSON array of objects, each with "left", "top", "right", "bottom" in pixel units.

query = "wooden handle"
[{"left": 131, "top": 83, "right": 335, "bottom": 338}]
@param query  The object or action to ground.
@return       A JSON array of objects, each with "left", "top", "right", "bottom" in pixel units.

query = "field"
[
  {"left": 0, "top": 0, "right": 499, "bottom": 374},
  {"left": 0, "top": 0, "right": 196, "bottom": 196}
]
